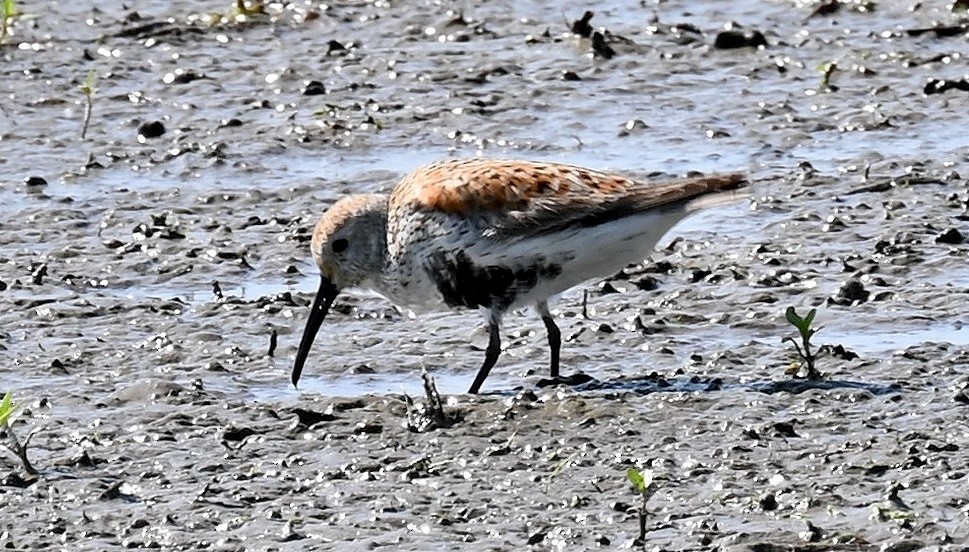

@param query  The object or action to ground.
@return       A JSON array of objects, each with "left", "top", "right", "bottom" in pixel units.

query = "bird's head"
[{"left": 292, "top": 193, "right": 388, "bottom": 387}]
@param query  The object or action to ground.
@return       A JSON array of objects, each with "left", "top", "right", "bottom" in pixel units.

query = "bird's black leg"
[
  {"left": 468, "top": 314, "right": 501, "bottom": 394},
  {"left": 537, "top": 301, "right": 561, "bottom": 378}
]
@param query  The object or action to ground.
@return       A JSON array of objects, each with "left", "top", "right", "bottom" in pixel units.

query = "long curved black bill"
[{"left": 291, "top": 276, "right": 340, "bottom": 388}]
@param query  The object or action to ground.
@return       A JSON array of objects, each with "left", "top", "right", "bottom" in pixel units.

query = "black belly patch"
[{"left": 426, "top": 250, "right": 562, "bottom": 310}]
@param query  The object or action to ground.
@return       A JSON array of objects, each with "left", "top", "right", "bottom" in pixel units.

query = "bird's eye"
[{"left": 332, "top": 238, "right": 349, "bottom": 253}]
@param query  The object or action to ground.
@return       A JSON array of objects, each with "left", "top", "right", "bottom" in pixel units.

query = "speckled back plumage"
[{"left": 380, "top": 158, "right": 746, "bottom": 311}]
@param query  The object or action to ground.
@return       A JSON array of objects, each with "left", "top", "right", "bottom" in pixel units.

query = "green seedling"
[
  {"left": 1, "top": 0, "right": 16, "bottom": 43},
  {"left": 80, "top": 70, "right": 97, "bottom": 140},
  {"left": 783, "top": 307, "right": 826, "bottom": 380},
  {"left": 626, "top": 467, "right": 655, "bottom": 545},
  {"left": 818, "top": 61, "right": 839, "bottom": 92},
  {"left": 0, "top": 391, "right": 37, "bottom": 475},
  {"left": 0, "top": 391, "right": 16, "bottom": 426},
  {"left": 234, "top": 0, "right": 266, "bottom": 16}
]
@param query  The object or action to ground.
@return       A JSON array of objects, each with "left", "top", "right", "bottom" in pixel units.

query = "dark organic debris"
[
  {"left": 24, "top": 176, "right": 47, "bottom": 187},
  {"left": 536, "top": 372, "right": 596, "bottom": 388},
  {"left": 291, "top": 407, "right": 338, "bottom": 427},
  {"left": 827, "top": 344, "right": 859, "bottom": 361},
  {"left": 633, "top": 275, "right": 659, "bottom": 290},
  {"left": 99, "top": 481, "right": 139, "bottom": 502},
  {"left": 830, "top": 279, "right": 870, "bottom": 305},
  {"left": 759, "top": 493, "right": 779, "bottom": 511},
  {"left": 268, "top": 329, "right": 278, "bottom": 356},
  {"left": 936, "top": 228, "right": 965, "bottom": 244},
  {"left": 905, "top": 24, "right": 968, "bottom": 38},
  {"left": 115, "top": 20, "right": 208, "bottom": 41},
  {"left": 1, "top": 472, "right": 37, "bottom": 488},
  {"left": 527, "top": 530, "right": 547, "bottom": 545},
  {"left": 326, "top": 40, "right": 347, "bottom": 55},
  {"left": 303, "top": 80, "right": 326, "bottom": 96},
  {"left": 752, "top": 379, "right": 900, "bottom": 395},
  {"left": 163, "top": 68, "right": 206, "bottom": 85},
  {"left": 222, "top": 426, "right": 256, "bottom": 443},
  {"left": 808, "top": 0, "right": 840, "bottom": 18},
  {"left": 714, "top": 29, "right": 767, "bottom": 50},
  {"left": 137, "top": 120, "right": 166, "bottom": 140},
  {"left": 31, "top": 263, "right": 47, "bottom": 286},
  {"left": 571, "top": 11, "right": 594, "bottom": 38},
  {"left": 618, "top": 119, "right": 649, "bottom": 138},
  {"left": 773, "top": 421, "right": 799, "bottom": 438},
  {"left": 561, "top": 70, "right": 581, "bottom": 81},
  {"left": 591, "top": 31, "right": 616, "bottom": 59},
  {"left": 924, "top": 78, "right": 969, "bottom": 95}
]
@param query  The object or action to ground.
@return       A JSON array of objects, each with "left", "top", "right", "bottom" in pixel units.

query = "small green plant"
[
  {"left": 80, "top": 70, "right": 97, "bottom": 140},
  {"left": 783, "top": 307, "right": 826, "bottom": 380},
  {"left": 1, "top": 391, "right": 37, "bottom": 475},
  {"left": 0, "top": 391, "right": 16, "bottom": 426},
  {"left": 817, "top": 61, "right": 839, "bottom": 92},
  {"left": 234, "top": 0, "right": 266, "bottom": 16},
  {"left": 1, "top": 0, "right": 16, "bottom": 43},
  {"left": 626, "top": 467, "right": 656, "bottom": 545}
]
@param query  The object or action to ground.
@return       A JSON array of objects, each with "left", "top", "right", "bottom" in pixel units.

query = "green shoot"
[
  {"left": 1, "top": 0, "right": 16, "bottom": 43},
  {"left": 0, "top": 391, "right": 37, "bottom": 475},
  {"left": 818, "top": 62, "right": 838, "bottom": 92},
  {"left": 234, "top": 0, "right": 266, "bottom": 16},
  {"left": 545, "top": 450, "right": 580, "bottom": 492},
  {"left": 783, "top": 307, "right": 825, "bottom": 380},
  {"left": 626, "top": 468, "right": 655, "bottom": 544},
  {"left": 80, "top": 70, "right": 97, "bottom": 139},
  {"left": 0, "top": 391, "right": 16, "bottom": 426}
]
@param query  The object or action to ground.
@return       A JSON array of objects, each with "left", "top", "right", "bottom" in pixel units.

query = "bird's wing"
[{"left": 390, "top": 158, "right": 746, "bottom": 240}]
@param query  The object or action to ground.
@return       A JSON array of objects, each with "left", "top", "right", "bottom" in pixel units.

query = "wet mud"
[{"left": 1, "top": 0, "right": 968, "bottom": 549}]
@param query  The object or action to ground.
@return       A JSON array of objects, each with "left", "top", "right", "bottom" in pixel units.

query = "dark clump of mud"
[{"left": 2, "top": 0, "right": 969, "bottom": 550}]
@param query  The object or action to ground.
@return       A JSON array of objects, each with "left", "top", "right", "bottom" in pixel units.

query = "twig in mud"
[
  {"left": 421, "top": 369, "right": 449, "bottom": 429},
  {"left": 267, "top": 328, "right": 278, "bottom": 357},
  {"left": 546, "top": 449, "right": 580, "bottom": 492},
  {"left": 0, "top": 391, "right": 38, "bottom": 475},
  {"left": 212, "top": 280, "right": 224, "bottom": 301},
  {"left": 79, "top": 70, "right": 96, "bottom": 140},
  {"left": 404, "top": 368, "right": 454, "bottom": 432}
]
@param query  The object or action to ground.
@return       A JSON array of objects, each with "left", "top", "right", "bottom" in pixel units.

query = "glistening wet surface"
[{"left": 2, "top": 0, "right": 969, "bottom": 549}]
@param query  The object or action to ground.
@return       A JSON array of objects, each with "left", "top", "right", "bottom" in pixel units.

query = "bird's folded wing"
[{"left": 392, "top": 158, "right": 746, "bottom": 245}]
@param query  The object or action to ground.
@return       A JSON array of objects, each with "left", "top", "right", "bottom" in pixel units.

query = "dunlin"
[{"left": 292, "top": 158, "right": 747, "bottom": 393}]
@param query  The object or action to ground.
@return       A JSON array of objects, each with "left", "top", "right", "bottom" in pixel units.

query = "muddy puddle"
[{"left": 2, "top": 0, "right": 969, "bottom": 549}]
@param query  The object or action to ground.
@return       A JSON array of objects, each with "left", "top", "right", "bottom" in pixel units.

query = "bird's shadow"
[{"left": 489, "top": 372, "right": 901, "bottom": 396}]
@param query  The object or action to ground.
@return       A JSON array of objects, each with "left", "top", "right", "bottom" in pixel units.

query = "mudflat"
[{"left": 1, "top": 0, "right": 967, "bottom": 549}]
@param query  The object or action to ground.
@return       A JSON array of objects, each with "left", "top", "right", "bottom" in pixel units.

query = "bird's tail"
[{"left": 684, "top": 173, "right": 749, "bottom": 213}]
